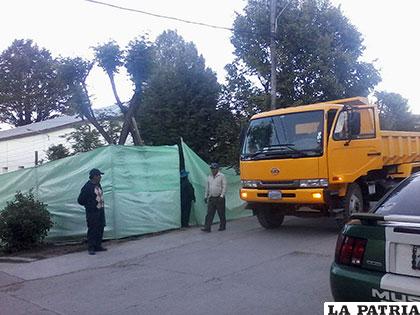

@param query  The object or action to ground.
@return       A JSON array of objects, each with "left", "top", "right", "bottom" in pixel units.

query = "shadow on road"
[{"left": 258, "top": 216, "right": 341, "bottom": 236}]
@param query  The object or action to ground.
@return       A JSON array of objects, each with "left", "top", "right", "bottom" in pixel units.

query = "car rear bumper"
[{"left": 330, "top": 263, "right": 420, "bottom": 302}]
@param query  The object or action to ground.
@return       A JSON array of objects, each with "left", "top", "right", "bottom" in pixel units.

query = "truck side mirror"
[{"left": 349, "top": 111, "right": 361, "bottom": 137}]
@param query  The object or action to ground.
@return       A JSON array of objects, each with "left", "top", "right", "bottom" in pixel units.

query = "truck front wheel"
[{"left": 256, "top": 208, "right": 285, "bottom": 229}]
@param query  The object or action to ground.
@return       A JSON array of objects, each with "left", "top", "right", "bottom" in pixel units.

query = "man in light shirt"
[{"left": 202, "top": 162, "right": 227, "bottom": 232}]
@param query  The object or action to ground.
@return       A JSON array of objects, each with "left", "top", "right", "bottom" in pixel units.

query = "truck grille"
[
  {"left": 258, "top": 180, "right": 300, "bottom": 190},
  {"left": 257, "top": 193, "right": 296, "bottom": 198}
]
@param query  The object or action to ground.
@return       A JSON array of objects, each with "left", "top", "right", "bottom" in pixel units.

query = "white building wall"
[
  {"left": 0, "top": 127, "right": 75, "bottom": 173},
  {"left": 0, "top": 127, "right": 133, "bottom": 173}
]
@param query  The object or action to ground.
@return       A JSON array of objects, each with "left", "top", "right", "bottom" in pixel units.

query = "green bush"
[{"left": 0, "top": 191, "right": 53, "bottom": 252}]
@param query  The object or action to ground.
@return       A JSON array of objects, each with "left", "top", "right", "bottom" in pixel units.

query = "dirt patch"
[
  {"left": 0, "top": 241, "right": 87, "bottom": 260},
  {"left": 0, "top": 228, "right": 183, "bottom": 261}
]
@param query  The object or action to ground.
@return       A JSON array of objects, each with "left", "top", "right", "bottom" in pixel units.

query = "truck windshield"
[{"left": 241, "top": 110, "right": 324, "bottom": 160}]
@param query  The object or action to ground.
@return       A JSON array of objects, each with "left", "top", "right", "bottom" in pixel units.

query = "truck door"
[{"left": 327, "top": 107, "right": 382, "bottom": 184}]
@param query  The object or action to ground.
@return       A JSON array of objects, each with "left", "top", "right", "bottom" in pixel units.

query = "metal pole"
[
  {"left": 270, "top": 0, "right": 277, "bottom": 110},
  {"left": 35, "top": 151, "right": 39, "bottom": 166}
]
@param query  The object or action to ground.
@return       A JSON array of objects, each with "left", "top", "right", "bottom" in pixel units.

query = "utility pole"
[
  {"left": 270, "top": 0, "right": 277, "bottom": 110},
  {"left": 270, "top": 0, "right": 290, "bottom": 110}
]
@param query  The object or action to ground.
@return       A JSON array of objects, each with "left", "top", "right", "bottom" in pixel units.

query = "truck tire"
[
  {"left": 256, "top": 208, "right": 285, "bottom": 229},
  {"left": 339, "top": 183, "right": 363, "bottom": 226}
]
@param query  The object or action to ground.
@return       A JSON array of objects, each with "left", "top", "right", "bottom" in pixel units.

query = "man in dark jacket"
[
  {"left": 180, "top": 169, "right": 195, "bottom": 228},
  {"left": 77, "top": 168, "right": 107, "bottom": 255}
]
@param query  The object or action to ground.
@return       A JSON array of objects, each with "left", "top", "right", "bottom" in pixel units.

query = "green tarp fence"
[{"left": 0, "top": 144, "right": 249, "bottom": 241}]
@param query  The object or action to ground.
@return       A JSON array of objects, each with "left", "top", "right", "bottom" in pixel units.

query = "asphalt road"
[{"left": 0, "top": 215, "right": 339, "bottom": 315}]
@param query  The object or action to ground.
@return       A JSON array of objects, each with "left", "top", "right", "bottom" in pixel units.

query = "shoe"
[
  {"left": 96, "top": 247, "right": 107, "bottom": 252},
  {"left": 88, "top": 250, "right": 96, "bottom": 255},
  {"left": 201, "top": 228, "right": 211, "bottom": 233},
  {"left": 218, "top": 227, "right": 226, "bottom": 231}
]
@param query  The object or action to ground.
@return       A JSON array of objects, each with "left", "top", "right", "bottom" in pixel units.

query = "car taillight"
[{"left": 335, "top": 234, "right": 367, "bottom": 267}]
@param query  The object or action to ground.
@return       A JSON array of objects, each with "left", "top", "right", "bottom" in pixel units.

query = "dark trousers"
[
  {"left": 85, "top": 208, "right": 105, "bottom": 251},
  {"left": 181, "top": 201, "right": 192, "bottom": 227},
  {"left": 204, "top": 196, "right": 226, "bottom": 230}
]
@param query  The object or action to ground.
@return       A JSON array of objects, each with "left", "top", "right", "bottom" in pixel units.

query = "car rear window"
[{"left": 375, "top": 175, "right": 420, "bottom": 216}]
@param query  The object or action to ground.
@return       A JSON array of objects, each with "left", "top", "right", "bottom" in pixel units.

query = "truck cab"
[{"left": 240, "top": 97, "right": 387, "bottom": 228}]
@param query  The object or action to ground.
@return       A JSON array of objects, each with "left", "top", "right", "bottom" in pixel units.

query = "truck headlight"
[
  {"left": 241, "top": 180, "right": 259, "bottom": 188},
  {"left": 299, "top": 179, "right": 328, "bottom": 187}
]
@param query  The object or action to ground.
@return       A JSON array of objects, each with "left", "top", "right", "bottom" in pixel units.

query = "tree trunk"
[
  {"left": 80, "top": 73, "right": 114, "bottom": 145},
  {"left": 118, "top": 92, "right": 141, "bottom": 145},
  {"left": 108, "top": 74, "right": 143, "bottom": 145},
  {"left": 80, "top": 105, "right": 115, "bottom": 144},
  {"left": 130, "top": 116, "right": 143, "bottom": 145}
]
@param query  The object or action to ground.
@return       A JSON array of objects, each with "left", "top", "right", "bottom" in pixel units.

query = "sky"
[{"left": 0, "top": 0, "right": 420, "bottom": 126}]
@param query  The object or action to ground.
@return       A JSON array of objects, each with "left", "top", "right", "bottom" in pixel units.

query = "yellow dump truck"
[{"left": 239, "top": 97, "right": 420, "bottom": 228}]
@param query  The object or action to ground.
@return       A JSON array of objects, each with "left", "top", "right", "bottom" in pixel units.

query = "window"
[
  {"left": 333, "top": 111, "right": 349, "bottom": 140},
  {"left": 356, "top": 108, "right": 375, "bottom": 139},
  {"left": 241, "top": 110, "right": 324, "bottom": 159},
  {"left": 333, "top": 108, "right": 376, "bottom": 141},
  {"left": 375, "top": 175, "right": 420, "bottom": 216}
]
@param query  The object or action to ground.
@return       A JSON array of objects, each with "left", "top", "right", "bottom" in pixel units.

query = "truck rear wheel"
[
  {"left": 256, "top": 208, "right": 285, "bottom": 229},
  {"left": 338, "top": 183, "right": 363, "bottom": 227}
]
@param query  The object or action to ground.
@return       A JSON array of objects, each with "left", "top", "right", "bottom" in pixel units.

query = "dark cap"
[
  {"left": 89, "top": 168, "right": 104, "bottom": 177},
  {"left": 180, "top": 169, "right": 189, "bottom": 178},
  {"left": 210, "top": 162, "right": 219, "bottom": 169}
]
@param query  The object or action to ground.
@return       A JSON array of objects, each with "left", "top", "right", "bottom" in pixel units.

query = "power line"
[{"left": 85, "top": 0, "right": 234, "bottom": 31}]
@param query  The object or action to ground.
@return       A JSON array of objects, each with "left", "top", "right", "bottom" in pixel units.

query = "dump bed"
[{"left": 381, "top": 130, "right": 420, "bottom": 165}]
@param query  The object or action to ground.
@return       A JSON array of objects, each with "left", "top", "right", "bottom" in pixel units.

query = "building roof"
[
  {"left": 0, "top": 105, "right": 122, "bottom": 142},
  {"left": 0, "top": 115, "right": 83, "bottom": 141}
]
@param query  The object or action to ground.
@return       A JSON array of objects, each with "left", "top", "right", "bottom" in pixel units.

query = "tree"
[
  {"left": 45, "top": 144, "right": 71, "bottom": 161},
  {"left": 58, "top": 37, "right": 153, "bottom": 146},
  {"left": 221, "top": 63, "right": 267, "bottom": 119},
  {"left": 0, "top": 191, "right": 53, "bottom": 252},
  {"left": 227, "top": 0, "right": 381, "bottom": 112},
  {"left": 0, "top": 39, "right": 72, "bottom": 127},
  {"left": 119, "top": 36, "right": 153, "bottom": 145},
  {"left": 210, "top": 104, "right": 242, "bottom": 168},
  {"left": 45, "top": 114, "right": 122, "bottom": 160},
  {"left": 93, "top": 41, "right": 143, "bottom": 145},
  {"left": 136, "top": 30, "right": 221, "bottom": 162},
  {"left": 375, "top": 91, "right": 415, "bottom": 131},
  {"left": 66, "top": 125, "right": 104, "bottom": 153},
  {"left": 97, "top": 114, "right": 123, "bottom": 144},
  {"left": 57, "top": 57, "right": 116, "bottom": 144}
]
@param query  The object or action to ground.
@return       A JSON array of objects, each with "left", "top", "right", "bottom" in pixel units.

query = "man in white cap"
[{"left": 202, "top": 162, "right": 227, "bottom": 232}]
